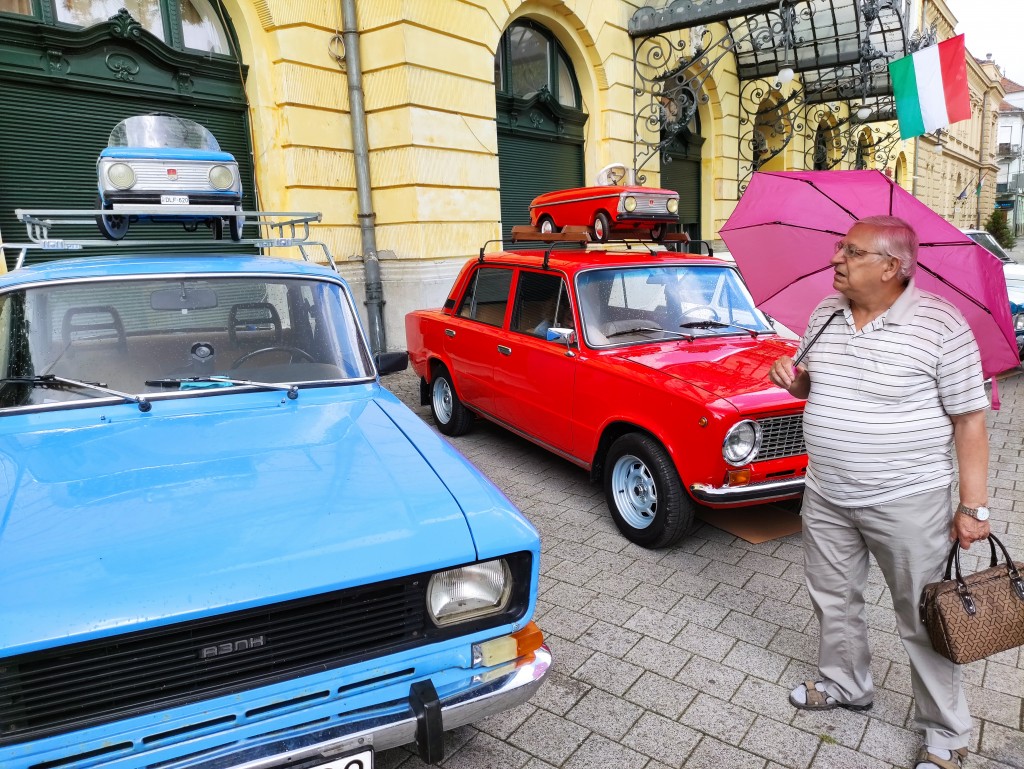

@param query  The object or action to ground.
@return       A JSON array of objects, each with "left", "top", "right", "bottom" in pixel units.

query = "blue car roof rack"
[{"left": 1, "top": 207, "right": 332, "bottom": 271}]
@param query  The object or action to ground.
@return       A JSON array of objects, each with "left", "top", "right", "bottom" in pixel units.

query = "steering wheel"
[
  {"left": 679, "top": 305, "right": 721, "bottom": 323},
  {"left": 596, "top": 162, "right": 628, "bottom": 186},
  {"left": 231, "top": 346, "right": 316, "bottom": 368}
]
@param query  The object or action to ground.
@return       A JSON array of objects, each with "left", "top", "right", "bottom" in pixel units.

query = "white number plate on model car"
[
  {"left": 160, "top": 194, "right": 189, "bottom": 205},
  {"left": 313, "top": 748, "right": 373, "bottom": 769}
]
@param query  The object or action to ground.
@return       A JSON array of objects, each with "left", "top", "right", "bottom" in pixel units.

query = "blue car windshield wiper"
[
  {"left": 145, "top": 376, "right": 299, "bottom": 400},
  {"left": 1, "top": 374, "right": 151, "bottom": 412}
]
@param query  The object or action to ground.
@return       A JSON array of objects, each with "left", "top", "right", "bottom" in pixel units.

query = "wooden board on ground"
[{"left": 696, "top": 502, "right": 802, "bottom": 544}]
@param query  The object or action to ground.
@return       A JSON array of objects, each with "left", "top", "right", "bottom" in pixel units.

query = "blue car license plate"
[
  {"left": 313, "top": 748, "right": 373, "bottom": 769},
  {"left": 160, "top": 195, "right": 189, "bottom": 205}
]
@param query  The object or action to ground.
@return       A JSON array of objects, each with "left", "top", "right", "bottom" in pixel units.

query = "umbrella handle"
[{"left": 792, "top": 310, "right": 843, "bottom": 370}]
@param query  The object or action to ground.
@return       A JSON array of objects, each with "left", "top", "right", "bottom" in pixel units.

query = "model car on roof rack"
[
  {"left": 95, "top": 113, "right": 245, "bottom": 241},
  {"left": 529, "top": 162, "right": 680, "bottom": 243},
  {"left": 0, "top": 212, "right": 549, "bottom": 769},
  {"left": 406, "top": 232, "right": 808, "bottom": 549}
]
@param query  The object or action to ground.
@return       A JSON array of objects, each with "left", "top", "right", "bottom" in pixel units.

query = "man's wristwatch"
[{"left": 956, "top": 502, "right": 990, "bottom": 521}]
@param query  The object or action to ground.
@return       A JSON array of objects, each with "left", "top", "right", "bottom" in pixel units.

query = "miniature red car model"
[
  {"left": 406, "top": 237, "right": 808, "bottom": 548},
  {"left": 529, "top": 163, "right": 680, "bottom": 242}
]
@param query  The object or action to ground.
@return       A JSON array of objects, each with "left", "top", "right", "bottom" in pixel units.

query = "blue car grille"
[
  {"left": 0, "top": 578, "right": 429, "bottom": 746},
  {"left": 755, "top": 414, "right": 805, "bottom": 461}
]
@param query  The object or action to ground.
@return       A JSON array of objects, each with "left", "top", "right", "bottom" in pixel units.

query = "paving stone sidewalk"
[{"left": 377, "top": 367, "right": 1024, "bottom": 769}]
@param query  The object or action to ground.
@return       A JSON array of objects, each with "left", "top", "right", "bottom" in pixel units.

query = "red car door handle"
[
  {"left": 444, "top": 329, "right": 455, "bottom": 338},
  {"left": 497, "top": 345, "right": 512, "bottom": 356}
]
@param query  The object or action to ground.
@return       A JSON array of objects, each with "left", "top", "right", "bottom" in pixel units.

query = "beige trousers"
[{"left": 801, "top": 486, "right": 971, "bottom": 749}]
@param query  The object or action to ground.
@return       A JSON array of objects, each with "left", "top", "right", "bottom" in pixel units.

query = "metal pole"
[
  {"left": 341, "top": 0, "right": 386, "bottom": 354},
  {"left": 977, "top": 90, "right": 988, "bottom": 229},
  {"left": 912, "top": 0, "right": 928, "bottom": 200}
]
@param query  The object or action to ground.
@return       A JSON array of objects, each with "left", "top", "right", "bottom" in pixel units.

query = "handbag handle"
[
  {"left": 943, "top": 534, "right": 1024, "bottom": 616},
  {"left": 943, "top": 536, "right": 997, "bottom": 580}
]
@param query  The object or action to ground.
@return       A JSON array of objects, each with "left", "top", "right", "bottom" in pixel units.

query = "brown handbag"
[{"left": 919, "top": 534, "right": 1024, "bottom": 664}]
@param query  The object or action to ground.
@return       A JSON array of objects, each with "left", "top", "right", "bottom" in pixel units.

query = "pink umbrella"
[{"left": 721, "top": 169, "right": 1019, "bottom": 379}]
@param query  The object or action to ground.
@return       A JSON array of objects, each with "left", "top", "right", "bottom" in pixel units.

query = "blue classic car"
[
  {"left": 0, "top": 247, "right": 548, "bottom": 768},
  {"left": 96, "top": 113, "right": 245, "bottom": 241}
]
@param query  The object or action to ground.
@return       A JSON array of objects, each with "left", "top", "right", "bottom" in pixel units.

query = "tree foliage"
[{"left": 984, "top": 209, "right": 1016, "bottom": 250}]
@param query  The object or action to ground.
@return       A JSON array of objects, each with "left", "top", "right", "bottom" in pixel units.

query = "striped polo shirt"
[{"left": 798, "top": 279, "right": 989, "bottom": 507}]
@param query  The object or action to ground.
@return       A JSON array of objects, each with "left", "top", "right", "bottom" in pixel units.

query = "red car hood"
[{"left": 612, "top": 336, "right": 801, "bottom": 412}]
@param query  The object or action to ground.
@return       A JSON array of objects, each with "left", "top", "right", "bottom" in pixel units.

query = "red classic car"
[
  {"left": 529, "top": 163, "right": 679, "bottom": 242},
  {"left": 405, "top": 241, "right": 808, "bottom": 548}
]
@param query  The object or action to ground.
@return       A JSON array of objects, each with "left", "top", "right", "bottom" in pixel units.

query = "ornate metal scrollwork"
[
  {"left": 631, "top": 0, "right": 923, "bottom": 194},
  {"left": 633, "top": 4, "right": 808, "bottom": 183}
]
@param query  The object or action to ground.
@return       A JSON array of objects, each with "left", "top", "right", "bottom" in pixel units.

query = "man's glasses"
[{"left": 834, "top": 240, "right": 885, "bottom": 259}]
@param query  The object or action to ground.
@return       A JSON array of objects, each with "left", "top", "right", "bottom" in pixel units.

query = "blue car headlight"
[
  {"left": 1015, "top": 312, "right": 1024, "bottom": 333},
  {"left": 106, "top": 163, "right": 136, "bottom": 190},
  {"left": 209, "top": 165, "right": 235, "bottom": 191},
  {"left": 427, "top": 559, "right": 512, "bottom": 626}
]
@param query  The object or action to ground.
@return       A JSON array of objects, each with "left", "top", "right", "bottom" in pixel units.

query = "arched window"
[
  {"left": 1, "top": 0, "right": 233, "bottom": 56},
  {"left": 495, "top": 20, "right": 587, "bottom": 239},
  {"left": 494, "top": 20, "right": 580, "bottom": 108}
]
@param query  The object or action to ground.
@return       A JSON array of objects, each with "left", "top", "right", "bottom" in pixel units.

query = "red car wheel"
[
  {"left": 539, "top": 215, "right": 557, "bottom": 235},
  {"left": 593, "top": 211, "right": 611, "bottom": 243}
]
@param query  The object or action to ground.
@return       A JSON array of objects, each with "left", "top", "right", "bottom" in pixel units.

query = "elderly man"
[{"left": 769, "top": 215, "right": 992, "bottom": 769}]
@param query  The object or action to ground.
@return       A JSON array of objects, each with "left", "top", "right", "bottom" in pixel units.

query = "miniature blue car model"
[
  {"left": 96, "top": 113, "right": 245, "bottom": 241},
  {"left": 0, "top": 249, "right": 549, "bottom": 768}
]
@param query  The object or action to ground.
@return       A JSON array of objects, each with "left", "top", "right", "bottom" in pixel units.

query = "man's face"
[{"left": 830, "top": 224, "right": 891, "bottom": 297}]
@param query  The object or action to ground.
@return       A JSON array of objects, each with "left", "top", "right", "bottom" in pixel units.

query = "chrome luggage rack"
[{"left": 1, "top": 207, "right": 333, "bottom": 271}]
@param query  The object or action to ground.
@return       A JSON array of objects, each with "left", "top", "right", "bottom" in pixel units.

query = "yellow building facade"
[
  {"left": 223, "top": 0, "right": 944, "bottom": 347},
  {"left": 0, "top": 0, "right": 1000, "bottom": 346}
]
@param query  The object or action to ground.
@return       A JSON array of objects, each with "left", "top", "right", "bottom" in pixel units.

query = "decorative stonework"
[
  {"left": 109, "top": 8, "right": 144, "bottom": 41},
  {"left": 105, "top": 52, "right": 140, "bottom": 81},
  {"left": 45, "top": 49, "right": 67, "bottom": 74},
  {"left": 174, "top": 70, "right": 194, "bottom": 94}
]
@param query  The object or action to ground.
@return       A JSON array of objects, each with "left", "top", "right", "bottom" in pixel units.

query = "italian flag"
[{"left": 889, "top": 35, "right": 971, "bottom": 140}]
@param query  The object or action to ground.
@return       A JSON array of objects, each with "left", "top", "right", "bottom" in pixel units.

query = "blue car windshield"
[
  {"left": 0, "top": 275, "right": 374, "bottom": 410},
  {"left": 576, "top": 264, "right": 773, "bottom": 347},
  {"left": 107, "top": 114, "right": 221, "bottom": 151}
]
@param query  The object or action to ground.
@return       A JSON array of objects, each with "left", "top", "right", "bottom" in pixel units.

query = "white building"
[{"left": 996, "top": 74, "right": 1024, "bottom": 235}]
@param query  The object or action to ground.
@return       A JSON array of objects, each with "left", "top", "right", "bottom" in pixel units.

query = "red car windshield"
[{"left": 576, "top": 264, "right": 773, "bottom": 347}]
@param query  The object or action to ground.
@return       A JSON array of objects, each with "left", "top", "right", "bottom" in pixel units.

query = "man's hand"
[
  {"left": 769, "top": 356, "right": 810, "bottom": 399},
  {"left": 951, "top": 512, "right": 991, "bottom": 548}
]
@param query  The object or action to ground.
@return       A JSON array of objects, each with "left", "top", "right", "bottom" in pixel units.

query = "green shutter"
[
  {"left": 660, "top": 154, "right": 701, "bottom": 240},
  {"left": 498, "top": 132, "right": 583, "bottom": 241},
  {"left": 0, "top": 79, "right": 256, "bottom": 266}
]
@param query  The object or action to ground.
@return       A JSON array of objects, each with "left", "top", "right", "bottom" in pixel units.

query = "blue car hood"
[{"left": 0, "top": 392, "right": 479, "bottom": 655}]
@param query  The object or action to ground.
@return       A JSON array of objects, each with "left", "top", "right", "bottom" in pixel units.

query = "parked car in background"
[
  {"left": 962, "top": 227, "right": 1016, "bottom": 263},
  {"left": 406, "top": 239, "right": 808, "bottom": 549},
  {"left": 1005, "top": 261, "right": 1024, "bottom": 360},
  {"left": 0, "top": 220, "right": 549, "bottom": 769},
  {"left": 96, "top": 113, "right": 245, "bottom": 241},
  {"left": 962, "top": 228, "right": 1024, "bottom": 360},
  {"left": 529, "top": 163, "right": 679, "bottom": 242}
]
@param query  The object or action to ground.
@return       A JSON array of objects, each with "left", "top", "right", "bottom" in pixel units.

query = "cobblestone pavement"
[{"left": 377, "top": 366, "right": 1024, "bottom": 769}]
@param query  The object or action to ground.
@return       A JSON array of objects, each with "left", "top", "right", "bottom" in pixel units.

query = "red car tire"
[
  {"left": 430, "top": 366, "right": 474, "bottom": 437},
  {"left": 593, "top": 211, "right": 611, "bottom": 243},
  {"left": 604, "top": 432, "right": 692, "bottom": 548}
]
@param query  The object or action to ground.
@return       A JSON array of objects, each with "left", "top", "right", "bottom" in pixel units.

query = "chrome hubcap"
[
  {"left": 611, "top": 453, "right": 657, "bottom": 529},
  {"left": 432, "top": 378, "right": 453, "bottom": 423}
]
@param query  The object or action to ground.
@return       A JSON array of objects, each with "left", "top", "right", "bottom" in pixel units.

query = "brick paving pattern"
[{"left": 378, "top": 367, "right": 1024, "bottom": 769}]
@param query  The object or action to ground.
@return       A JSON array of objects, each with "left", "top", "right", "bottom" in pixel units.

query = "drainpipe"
[
  {"left": 911, "top": 0, "right": 928, "bottom": 199},
  {"left": 977, "top": 90, "right": 988, "bottom": 229},
  {"left": 341, "top": 0, "right": 386, "bottom": 354}
]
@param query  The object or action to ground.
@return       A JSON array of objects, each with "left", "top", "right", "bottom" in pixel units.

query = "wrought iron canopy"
[{"left": 628, "top": 0, "right": 930, "bottom": 190}]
